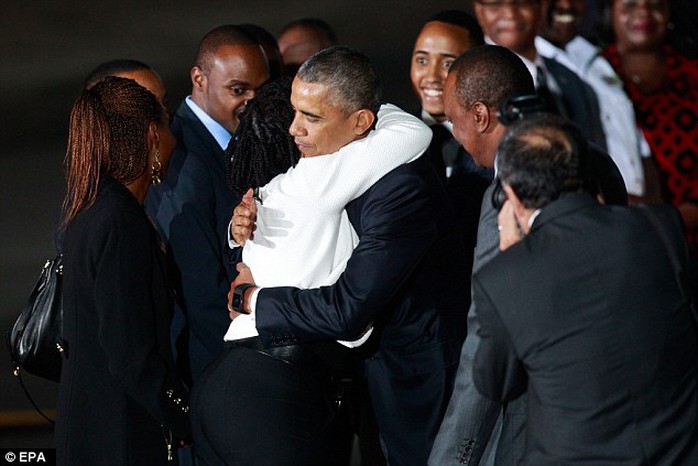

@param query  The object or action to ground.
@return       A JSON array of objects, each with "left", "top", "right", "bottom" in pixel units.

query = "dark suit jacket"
[
  {"left": 146, "top": 101, "right": 238, "bottom": 382},
  {"left": 429, "top": 146, "right": 628, "bottom": 466},
  {"left": 545, "top": 57, "right": 607, "bottom": 151},
  {"left": 57, "top": 177, "right": 189, "bottom": 466},
  {"left": 255, "top": 154, "right": 469, "bottom": 465},
  {"left": 473, "top": 194, "right": 698, "bottom": 465}
]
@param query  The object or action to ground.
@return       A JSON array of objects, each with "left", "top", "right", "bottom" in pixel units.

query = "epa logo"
[{"left": 4, "top": 451, "right": 47, "bottom": 463}]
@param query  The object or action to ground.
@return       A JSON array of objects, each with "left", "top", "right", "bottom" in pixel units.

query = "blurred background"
[{"left": 1, "top": 0, "right": 695, "bottom": 449}]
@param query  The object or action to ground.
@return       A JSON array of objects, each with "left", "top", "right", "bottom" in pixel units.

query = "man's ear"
[
  {"left": 352, "top": 109, "right": 376, "bottom": 136},
  {"left": 191, "top": 66, "right": 206, "bottom": 91},
  {"left": 472, "top": 101, "right": 492, "bottom": 133}
]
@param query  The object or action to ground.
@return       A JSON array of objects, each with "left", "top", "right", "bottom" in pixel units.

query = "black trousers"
[{"left": 191, "top": 343, "right": 334, "bottom": 466}]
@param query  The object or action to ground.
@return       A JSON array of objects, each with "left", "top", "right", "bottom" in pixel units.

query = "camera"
[{"left": 491, "top": 178, "right": 507, "bottom": 212}]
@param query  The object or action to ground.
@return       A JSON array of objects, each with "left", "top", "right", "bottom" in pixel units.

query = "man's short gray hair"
[{"left": 297, "top": 45, "right": 381, "bottom": 115}]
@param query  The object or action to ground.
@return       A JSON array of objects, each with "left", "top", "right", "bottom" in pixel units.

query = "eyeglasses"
[{"left": 475, "top": 0, "right": 538, "bottom": 8}]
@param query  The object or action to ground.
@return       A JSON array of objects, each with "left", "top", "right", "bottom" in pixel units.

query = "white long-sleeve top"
[
  {"left": 536, "top": 36, "right": 650, "bottom": 196},
  {"left": 224, "top": 103, "right": 432, "bottom": 344}
]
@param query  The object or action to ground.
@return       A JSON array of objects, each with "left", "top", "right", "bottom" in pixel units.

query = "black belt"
[{"left": 226, "top": 337, "right": 332, "bottom": 381}]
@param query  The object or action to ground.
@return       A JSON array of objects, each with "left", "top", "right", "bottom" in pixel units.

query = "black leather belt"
[{"left": 226, "top": 336, "right": 332, "bottom": 381}]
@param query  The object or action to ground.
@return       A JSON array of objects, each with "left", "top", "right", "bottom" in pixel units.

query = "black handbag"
[{"left": 6, "top": 255, "right": 65, "bottom": 382}]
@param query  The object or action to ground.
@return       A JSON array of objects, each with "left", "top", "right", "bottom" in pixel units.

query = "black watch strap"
[{"left": 232, "top": 283, "right": 255, "bottom": 314}]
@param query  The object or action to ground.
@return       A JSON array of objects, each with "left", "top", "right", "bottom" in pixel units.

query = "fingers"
[
  {"left": 242, "top": 188, "right": 257, "bottom": 214},
  {"left": 231, "top": 195, "right": 257, "bottom": 246},
  {"left": 497, "top": 200, "right": 523, "bottom": 252}
]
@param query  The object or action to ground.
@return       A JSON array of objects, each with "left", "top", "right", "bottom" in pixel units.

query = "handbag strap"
[{"left": 15, "top": 368, "right": 55, "bottom": 424}]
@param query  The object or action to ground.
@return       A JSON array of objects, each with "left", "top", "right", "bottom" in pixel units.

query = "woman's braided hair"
[
  {"left": 61, "top": 76, "right": 162, "bottom": 227},
  {"left": 227, "top": 77, "right": 300, "bottom": 195}
]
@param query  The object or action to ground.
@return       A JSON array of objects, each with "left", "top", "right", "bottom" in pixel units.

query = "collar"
[
  {"left": 185, "top": 96, "right": 232, "bottom": 151},
  {"left": 485, "top": 36, "right": 544, "bottom": 83},
  {"left": 530, "top": 193, "right": 597, "bottom": 234},
  {"left": 421, "top": 110, "right": 454, "bottom": 134}
]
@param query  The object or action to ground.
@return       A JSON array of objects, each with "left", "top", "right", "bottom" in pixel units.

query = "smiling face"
[
  {"left": 612, "top": 0, "right": 669, "bottom": 53},
  {"left": 410, "top": 21, "right": 474, "bottom": 121},
  {"left": 288, "top": 77, "right": 361, "bottom": 157},
  {"left": 191, "top": 44, "right": 269, "bottom": 133},
  {"left": 474, "top": 0, "right": 543, "bottom": 61},
  {"left": 541, "top": 0, "right": 585, "bottom": 47}
]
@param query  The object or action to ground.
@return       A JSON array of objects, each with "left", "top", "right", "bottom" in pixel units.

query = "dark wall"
[{"left": 0, "top": 0, "right": 472, "bottom": 418}]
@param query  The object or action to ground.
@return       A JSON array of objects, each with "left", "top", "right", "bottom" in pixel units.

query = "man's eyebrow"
[
  {"left": 413, "top": 49, "right": 459, "bottom": 59},
  {"left": 300, "top": 109, "right": 322, "bottom": 119}
]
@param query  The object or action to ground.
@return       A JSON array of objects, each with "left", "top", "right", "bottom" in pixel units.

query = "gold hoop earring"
[{"left": 151, "top": 149, "right": 162, "bottom": 185}]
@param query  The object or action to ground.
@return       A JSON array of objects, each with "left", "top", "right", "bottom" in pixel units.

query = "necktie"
[{"left": 536, "top": 65, "right": 560, "bottom": 115}]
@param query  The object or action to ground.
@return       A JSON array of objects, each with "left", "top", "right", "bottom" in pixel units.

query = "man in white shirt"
[
  {"left": 473, "top": 0, "right": 607, "bottom": 150},
  {"left": 536, "top": 0, "right": 661, "bottom": 202}
]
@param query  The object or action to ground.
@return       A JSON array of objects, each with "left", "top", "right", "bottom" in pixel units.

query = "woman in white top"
[{"left": 191, "top": 77, "right": 430, "bottom": 465}]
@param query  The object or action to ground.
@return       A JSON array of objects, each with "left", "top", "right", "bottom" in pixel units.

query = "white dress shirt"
[
  {"left": 536, "top": 36, "right": 650, "bottom": 196},
  {"left": 185, "top": 96, "right": 232, "bottom": 151}
]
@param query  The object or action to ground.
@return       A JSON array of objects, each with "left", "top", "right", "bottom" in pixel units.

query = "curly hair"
[
  {"left": 449, "top": 45, "right": 534, "bottom": 110},
  {"left": 227, "top": 77, "right": 300, "bottom": 195},
  {"left": 61, "top": 76, "right": 163, "bottom": 227}
]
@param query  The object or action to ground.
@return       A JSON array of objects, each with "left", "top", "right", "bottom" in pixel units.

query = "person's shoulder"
[
  {"left": 73, "top": 180, "right": 149, "bottom": 240},
  {"left": 367, "top": 155, "right": 429, "bottom": 193}
]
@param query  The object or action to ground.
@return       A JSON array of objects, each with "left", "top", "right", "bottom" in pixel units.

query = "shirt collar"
[
  {"left": 421, "top": 109, "right": 454, "bottom": 134},
  {"left": 185, "top": 96, "right": 232, "bottom": 151}
]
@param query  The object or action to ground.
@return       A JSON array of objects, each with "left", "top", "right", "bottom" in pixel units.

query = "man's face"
[
  {"left": 410, "top": 21, "right": 474, "bottom": 121},
  {"left": 194, "top": 44, "right": 269, "bottom": 133},
  {"left": 288, "top": 77, "right": 359, "bottom": 158},
  {"left": 444, "top": 73, "right": 477, "bottom": 160},
  {"left": 278, "top": 26, "right": 330, "bottom": 68},
  {"left": 475, "top": 0, "right": 543, "bottom": 59},
  {"left": 541, "top": 0, "right": 585, "bottom": 47},
  {"left": 443, "top": 72, "right": 498, "bottom": 168}
]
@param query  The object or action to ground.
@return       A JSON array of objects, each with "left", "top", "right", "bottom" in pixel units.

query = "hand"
[
  {"left": 678, "top": 201, "right": 698, "bottom": 230},
  {"left": 227, "top": 263, "right": 256, "bottom": 320},
  {"left": 179, "top": 437, "right": 192, "bottom": 448},
  {"left": 230, "top": 188, "right": 257, "bottom": 246},
  {"left": 497, "top": 200, "right": 524, "bottom": 251}
]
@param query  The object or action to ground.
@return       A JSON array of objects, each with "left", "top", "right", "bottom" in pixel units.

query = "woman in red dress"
[{"left": 604, "top": 0, "right": 698, "bottom": 251}]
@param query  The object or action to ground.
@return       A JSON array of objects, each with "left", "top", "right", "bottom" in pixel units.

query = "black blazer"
[
  {"left": 545, "top": 57, "right": 608, "bottom": 151},
  {"left": 57, "top": 178, "right": 189, "bottom": 466},
  {"left": 146, "top": 101, "right": 238, "bottom": 381},
  {"left": 473, "top": 194, "right": 698, "bottom": 465},
  {"left": 255, "top": 154, "right": 469, "bottom": 464}
]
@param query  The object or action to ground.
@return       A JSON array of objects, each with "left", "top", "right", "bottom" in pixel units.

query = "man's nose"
[
  {"left": 289, "top": 114, "right": 303, "bottom": 136},
  {"left": 426, "top": 61, "right": 442, "bottom": 83}
]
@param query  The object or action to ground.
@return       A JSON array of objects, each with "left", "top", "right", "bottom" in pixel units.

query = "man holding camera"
[
  {"left": 473, "top": 113, "right": 698, "bottom": 465},
  {"left": 430, "top": 45, "right": 626, "bottom": 465}
]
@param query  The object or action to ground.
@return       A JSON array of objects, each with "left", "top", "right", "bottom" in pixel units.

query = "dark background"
[
  {"left": 0, "top": 0, "right": 472, "bottom": 444},
  {"left": 2, "top": 0, "right": 695, "bottom": 447}
]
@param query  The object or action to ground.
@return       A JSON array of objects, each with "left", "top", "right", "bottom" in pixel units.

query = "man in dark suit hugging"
[
  {"left": 473, "top": 113, "right": 698, "bottom": 465},
  {"left": 228, "top": 45, "right": 469, "bottom": 466}
]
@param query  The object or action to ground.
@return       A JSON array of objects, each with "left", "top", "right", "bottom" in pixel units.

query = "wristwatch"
[{"left": 231, "top": 283, "right": 255, "bottom": 315}]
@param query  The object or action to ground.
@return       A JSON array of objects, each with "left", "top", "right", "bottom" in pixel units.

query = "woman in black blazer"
[{"left": 56, "top": 76, "right": 190, "bottom": 465}]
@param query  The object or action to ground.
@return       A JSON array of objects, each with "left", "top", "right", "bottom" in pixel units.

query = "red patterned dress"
[{"left": 605, "top": 44, "right": 698, "bottom": 249}]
